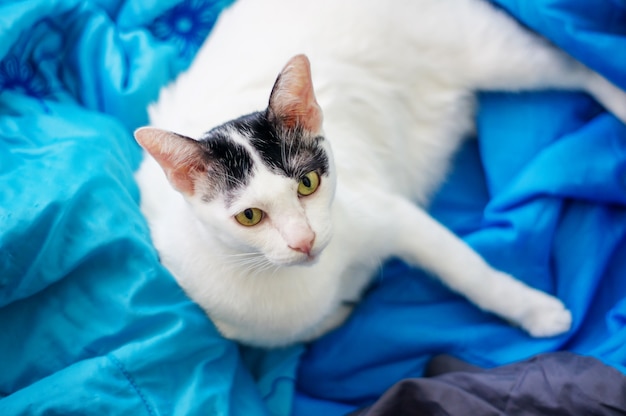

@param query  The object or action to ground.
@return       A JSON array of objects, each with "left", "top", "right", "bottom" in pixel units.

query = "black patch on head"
[
  {"left": 196, "top": 130, "right": 254, "bottom": 201},
  {"left": 230, "top": 111, "right": 329, "bottom": 180}
]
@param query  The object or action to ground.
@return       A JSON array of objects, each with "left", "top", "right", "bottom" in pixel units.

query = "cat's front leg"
[
  {"left": 468, "top": 269, "right": 572, "bottom": 337},
  {"left": 382, "top": 195, "right": 572, "bottom": 337}
]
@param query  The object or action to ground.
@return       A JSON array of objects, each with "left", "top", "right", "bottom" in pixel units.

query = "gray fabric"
[{"left": 350, "top": 352, "right": 626, "bottom": 416}]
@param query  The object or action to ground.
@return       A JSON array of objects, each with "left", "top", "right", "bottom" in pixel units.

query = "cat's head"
[{"left": 135, "top": 55, "right": 336, "bottom": 266}]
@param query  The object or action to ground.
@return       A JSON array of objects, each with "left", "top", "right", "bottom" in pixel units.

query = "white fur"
[{"left": 136, "top": 0, "right": 626, "bottom": 346}]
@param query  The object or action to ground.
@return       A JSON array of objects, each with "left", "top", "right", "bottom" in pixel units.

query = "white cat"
[{"left": 134, "top": 0, "right": 626, "bottom": 347}]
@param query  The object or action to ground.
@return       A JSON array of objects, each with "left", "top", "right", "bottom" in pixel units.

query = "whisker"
[
  {"left": 219, "top": 250, "right": 281, "bottom": 277},
  {"left": 222, "top": 251, "right": 263, "bottom": 258}
]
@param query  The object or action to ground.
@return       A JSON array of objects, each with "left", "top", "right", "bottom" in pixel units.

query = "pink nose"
[{"left": 289, "top": 235, "right": 316, "bottom": 256}]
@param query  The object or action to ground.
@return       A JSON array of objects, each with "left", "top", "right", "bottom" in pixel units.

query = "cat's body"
[{"left": 135, "top": 0, "right": 626, "bottom": 347}]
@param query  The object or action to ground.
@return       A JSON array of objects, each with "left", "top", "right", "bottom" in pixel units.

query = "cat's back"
[
  {"left": 148, "top": 0, "right": 513, "bottom": 201},
  {"left": 149, "top": 0, "right": 487, "bottom": 132}
]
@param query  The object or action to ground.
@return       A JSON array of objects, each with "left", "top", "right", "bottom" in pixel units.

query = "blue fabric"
[
  {"left": 295, "top": 1, "right": 626, "bottom": 414},
  {"left": 0, "top": 1, "right": 282, "bottom": 415},
  {"left": 1, "top": 0, "right": 625, "bottom": 415}
]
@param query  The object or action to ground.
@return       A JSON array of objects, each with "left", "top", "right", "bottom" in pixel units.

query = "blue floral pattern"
[
  {"left": 0, "top": 55, "right": 50, "bottom": 99},
  {"left": 0, "top": 16, "right": 66, "bottom": 110},
  {"left": 150, "top": 0, "right": 234, "bottom": 60}
]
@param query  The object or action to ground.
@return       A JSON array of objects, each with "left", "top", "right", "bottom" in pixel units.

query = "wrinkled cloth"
[
  {"left": 1, "top": 0, "right": 625, "bottom": 415},
  {"left": 0, "top": 1, "right": 294, "bottom": 415},
  {"left": 295, "top": 0, "right": 626, "bottom": 414},
  {"left": 350, "top": 353, "right": 626, "bottom": 416}
]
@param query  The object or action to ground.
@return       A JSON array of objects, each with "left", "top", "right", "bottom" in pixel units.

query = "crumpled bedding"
[
  {"left": 350, "top": 352, "right": 626, "bottom": 415},
  {"left": 0, "top": 0, "right": 625, "bottom": 415}
]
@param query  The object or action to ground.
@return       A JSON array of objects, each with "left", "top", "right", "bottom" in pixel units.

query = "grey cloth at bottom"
[{"left": 349, "top": 352, "right": 626, "bottom": 416}]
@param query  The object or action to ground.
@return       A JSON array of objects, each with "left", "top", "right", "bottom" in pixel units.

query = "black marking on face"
[
  {"left": 230, "top": 111, "right": 329, "bottom": 180},
  {"left": 196, "top": 131, "right": 254, "bottom": 201}
]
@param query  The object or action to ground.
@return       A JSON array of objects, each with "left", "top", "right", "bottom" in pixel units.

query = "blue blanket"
[{"left": 1, "top": 1, "right": 625, "bottom": 415}]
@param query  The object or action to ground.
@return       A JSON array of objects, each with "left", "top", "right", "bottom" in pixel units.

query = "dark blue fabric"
[
  {"left": 295, "top": 1, "right": 626, "bottom": 414},
  {"left": 1, "top": 0, "right": 625, "bottom": 415},
  {"left": 351, "top": 353, "right": 626, "bottom": 416}
]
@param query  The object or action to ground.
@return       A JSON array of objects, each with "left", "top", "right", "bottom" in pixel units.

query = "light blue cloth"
[
  {"left": 1, "top": 0, "right": 625, "bottom": 415},
  {"left": 0, "top": 1, "right": 293, "bottom": 415}
]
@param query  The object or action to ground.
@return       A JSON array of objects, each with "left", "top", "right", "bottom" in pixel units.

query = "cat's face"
[
  {"left": 136, "top": 55, "right": 335, "bottom": 266},
  {"left": 191, "top": 119, "right": 335, "bottom": 266}
]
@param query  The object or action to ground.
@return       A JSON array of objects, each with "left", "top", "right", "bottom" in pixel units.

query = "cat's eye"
[
  {"left": 235, "top": 208, "right": 264, "bottom": 226},
  {"left": 297, "top": 171, "right": 320, "bottom": 196}
]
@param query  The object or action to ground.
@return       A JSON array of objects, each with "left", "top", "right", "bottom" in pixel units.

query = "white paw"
[{"left": 518, "top": 293, "right": 572, "bottom": 338}]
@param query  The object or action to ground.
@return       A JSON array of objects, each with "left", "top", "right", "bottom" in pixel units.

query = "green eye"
[
  {"left": 235, "top": 208, "right": 264, "bottom": 226},
  {"left": 298, "top": 171, "right": 320, "bottom": 196}
]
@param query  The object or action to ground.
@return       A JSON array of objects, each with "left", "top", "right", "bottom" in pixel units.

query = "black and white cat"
[{"left": 134, "top": 0, "right": 626, "bottom": 347}]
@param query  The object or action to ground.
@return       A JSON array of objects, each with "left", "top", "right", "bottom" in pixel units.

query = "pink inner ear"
[
  {"left": 269, "top": 54, "right": 323, "bottom": 133},
  {"left": 134, "top": 127, "right": 206, "bottom": 195}
]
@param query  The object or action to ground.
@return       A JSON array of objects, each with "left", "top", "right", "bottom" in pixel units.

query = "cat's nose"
[{"left": 288, "top": 234, "right": 316, "bottom": 256}]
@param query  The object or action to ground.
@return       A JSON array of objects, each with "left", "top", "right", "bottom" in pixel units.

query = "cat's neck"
[{"left": 167, "top": 199, "right": 353, "bottom": 345}]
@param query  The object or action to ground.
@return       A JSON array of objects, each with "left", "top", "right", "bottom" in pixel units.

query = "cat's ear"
[
  {"left": 134, "top": 127, "right": 206, "bottom": 195},
  {"left": 268, "top": 54, "right": 323, "bottom": 133}
]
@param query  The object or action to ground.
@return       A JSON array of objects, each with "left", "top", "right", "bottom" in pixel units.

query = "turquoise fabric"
[
  {"left": 0, "top": 1, "right": 295, "bottom": 415},
  {"left": 1, "top": 0, "right": 625, "bottom": 415}
]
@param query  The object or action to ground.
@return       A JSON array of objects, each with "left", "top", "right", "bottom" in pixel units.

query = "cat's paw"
[{"left": 518, "top": 293, "right": 572, "bottom": 338}]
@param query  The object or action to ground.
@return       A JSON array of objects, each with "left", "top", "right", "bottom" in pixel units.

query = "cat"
[{"left": 134, "top": 0, "right": 626, "bottom": 347}]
